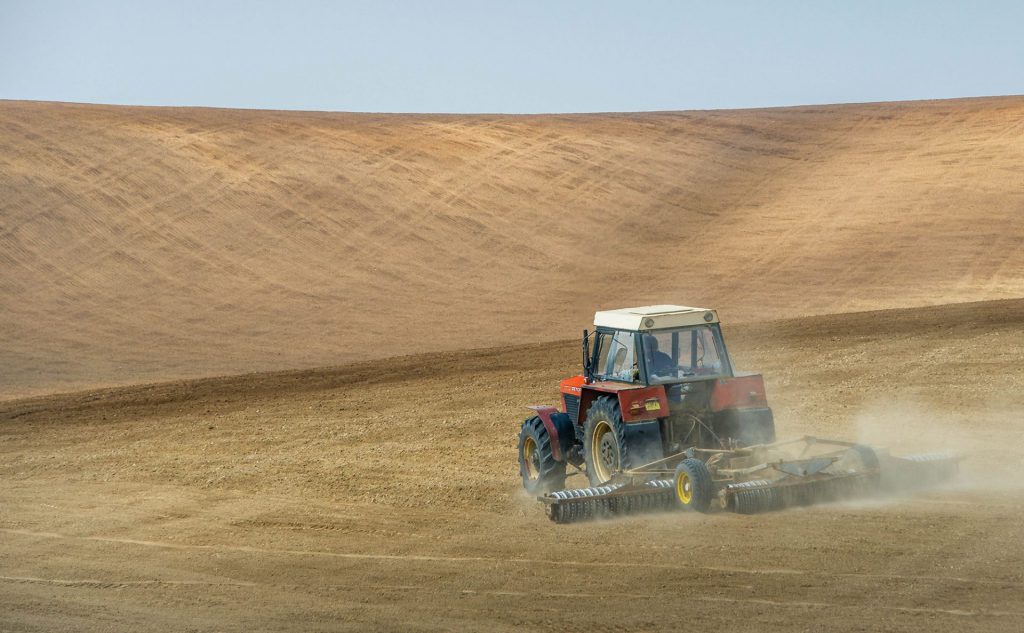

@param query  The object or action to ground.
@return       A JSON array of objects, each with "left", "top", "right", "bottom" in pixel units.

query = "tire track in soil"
[{"left": 4, "top": 527, "right": 1019, "bottom": 589}]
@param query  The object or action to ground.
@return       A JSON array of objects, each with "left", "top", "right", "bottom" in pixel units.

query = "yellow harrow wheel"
[
  {"left": 674, "top": 458, "right": 714, "bottom": 513},
  {"left": 676, "top": 470, "right": 693, "bottom": 505}
]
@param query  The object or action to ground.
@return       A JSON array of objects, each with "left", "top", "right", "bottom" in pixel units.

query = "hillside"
[{"left": 2, "top": 97, "right": 1023, "bottom": 397}]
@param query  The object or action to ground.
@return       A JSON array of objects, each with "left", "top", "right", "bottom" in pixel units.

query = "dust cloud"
[{"left": 853, "top": 395, "right": 1024, "bottom": 491}]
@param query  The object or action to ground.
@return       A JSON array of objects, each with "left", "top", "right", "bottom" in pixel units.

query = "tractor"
[{"left": 517, "top": 305, "right": 958, "bottom": 522}]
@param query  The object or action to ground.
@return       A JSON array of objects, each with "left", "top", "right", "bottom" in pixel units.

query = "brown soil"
[
  {"left": 2, "top": 300, "right": 1023, "bottom": 632},
  {"left": 3, "top": 98, "right": 1024, "bottom": 398}
]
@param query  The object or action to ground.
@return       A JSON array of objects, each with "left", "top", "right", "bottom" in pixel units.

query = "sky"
[{"left": 1, "top": 1, "right": 1022, "bottom": 113}]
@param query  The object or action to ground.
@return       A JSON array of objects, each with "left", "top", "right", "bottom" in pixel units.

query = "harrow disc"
[
  {"left": 882, "top": 453, "right": 960, "bottom": 491},
  {"left": 543, "top": 480, "right": 675, "bottom": 524},
  {"left": 727, "top": 480, "right": 780, "bottom": 514},
  {"left": 727, "top": 472, "right": 875, "bottom": 514}
]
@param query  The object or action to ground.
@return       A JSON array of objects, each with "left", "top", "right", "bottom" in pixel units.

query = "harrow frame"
[{"left": 540, "top": 436, "right": 959, "bottom": 523}]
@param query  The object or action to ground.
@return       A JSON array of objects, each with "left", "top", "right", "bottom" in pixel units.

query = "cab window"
[
  {"left": 641, "top": 325, "right": 730, "bottom": 383},
  {"left": 595, "top": 330, "right": 638, "bottom": 382}
]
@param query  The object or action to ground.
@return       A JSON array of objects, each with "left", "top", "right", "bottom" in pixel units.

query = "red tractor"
[
  {"left": 518, "top": 305, "right": 958, "bottom": 522},
  {"left": 518, "top": 305, "right": 775, "bottom": 495}
]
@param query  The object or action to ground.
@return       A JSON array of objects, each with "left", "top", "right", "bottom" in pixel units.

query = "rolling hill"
[{"left": 2, "top": 97, "right": 1023, "bottom": 397}]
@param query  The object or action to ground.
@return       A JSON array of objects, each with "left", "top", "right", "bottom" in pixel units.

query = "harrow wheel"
[
  {"left": 673, "top": 458, "right": 714, "bottom": 513},
  {"left": 518, "top": 416, "right": 566, "bottom": 494}
]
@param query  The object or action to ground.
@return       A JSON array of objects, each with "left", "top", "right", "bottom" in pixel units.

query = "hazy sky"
[{"left": 1, "top": 1, "right": 1022, "bottom": 113}]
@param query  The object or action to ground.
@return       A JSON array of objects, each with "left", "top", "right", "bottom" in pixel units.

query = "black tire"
[
  {"left": 673, "top": 458, "right": 714, "bottom": 513},
  {"left": 583, "top": 397, "right": 629, "bottom": 486},
  {"left": 518, "top": 416, "right": 567, "bottom": 494}
]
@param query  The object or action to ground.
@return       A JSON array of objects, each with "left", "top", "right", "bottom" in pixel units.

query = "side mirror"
[{"left": 582, "top": 329, "right": 594, "bottom": 383}]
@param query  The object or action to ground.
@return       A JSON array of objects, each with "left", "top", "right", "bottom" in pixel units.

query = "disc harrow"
[{"left": 538, "top": 440, "right": 960, "bottom": 524}]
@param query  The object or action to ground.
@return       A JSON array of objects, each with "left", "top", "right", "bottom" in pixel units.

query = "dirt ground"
[
  {"left": 3, "top": 97, "right": 1024, "bottom": 398},
  {"left": 3, "top": 300, "right": 1023, "bottom": 632}
]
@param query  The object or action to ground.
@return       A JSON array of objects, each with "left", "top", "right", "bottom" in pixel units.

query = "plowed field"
[
  {"left": 3, "top": 97, "right": 1024, "bottom": 398},
  {"left": 3, "top": 300, "right": 1023, "bottom": 631}
]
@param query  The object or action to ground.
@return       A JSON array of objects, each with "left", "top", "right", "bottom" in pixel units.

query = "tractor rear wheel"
[
  {"left": 518, "top": 416, "right": 566, "bottom": 494},
  {"left": 583, "top": 397, "right": 629, "bottom": 486},
  {"left": 674, "top": 458, "right": 714, "bottom": 513}
]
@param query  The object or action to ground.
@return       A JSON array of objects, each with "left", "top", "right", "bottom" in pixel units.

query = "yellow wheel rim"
[
  {"left": 523, "top": 436, "right": 539, "bottom": 480},
  {"left": 677, "top": 471, "right": 693, "bottom": 505},
  {"left": 590, "top": 420, "right": 616, "bottom": 482}
]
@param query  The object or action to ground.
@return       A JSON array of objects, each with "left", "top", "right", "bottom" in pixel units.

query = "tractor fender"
[
  {"left": 526, "top": 405, "right": 575, "bottom": 462},
  {"left": 710, "top": 374, "right": 768, "bottom": 411},
  {"left": 578, "top": 383, "right": 668, "bottom": 424},
  {"left": 575, "top": 386, "right": 668, "bottom": 466}
]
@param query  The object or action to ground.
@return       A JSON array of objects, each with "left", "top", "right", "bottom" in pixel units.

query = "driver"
[{"left": 643, "top": 335, "right": 675, "bottom": 376}]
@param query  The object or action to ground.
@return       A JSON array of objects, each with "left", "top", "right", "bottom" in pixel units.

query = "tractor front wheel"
[
  {"left": 674, "top": 458, "right": 714, "bottom": 513},
  {"left": 518, "top": 416, "right": 566, "bottom": 494}
]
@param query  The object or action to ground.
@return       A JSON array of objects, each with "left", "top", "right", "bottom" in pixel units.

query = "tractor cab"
[{"left": 587, "top": 306, "right": 733, "bottom": 386}]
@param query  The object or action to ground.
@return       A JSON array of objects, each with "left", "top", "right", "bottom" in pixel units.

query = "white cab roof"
[{"left": 594, "top": 305, "right": 719, "bottom": 331}]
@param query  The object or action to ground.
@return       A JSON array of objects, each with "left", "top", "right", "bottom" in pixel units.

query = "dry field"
[
  {"left": 2, "top": 301, "right": 1023, "bottom": 632},
  {"left": 2, "top": 97, "right": 1024, "bottom": 397},
  {"left": 2, "top": 98, "right": 1024, "bottom": 631}
]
